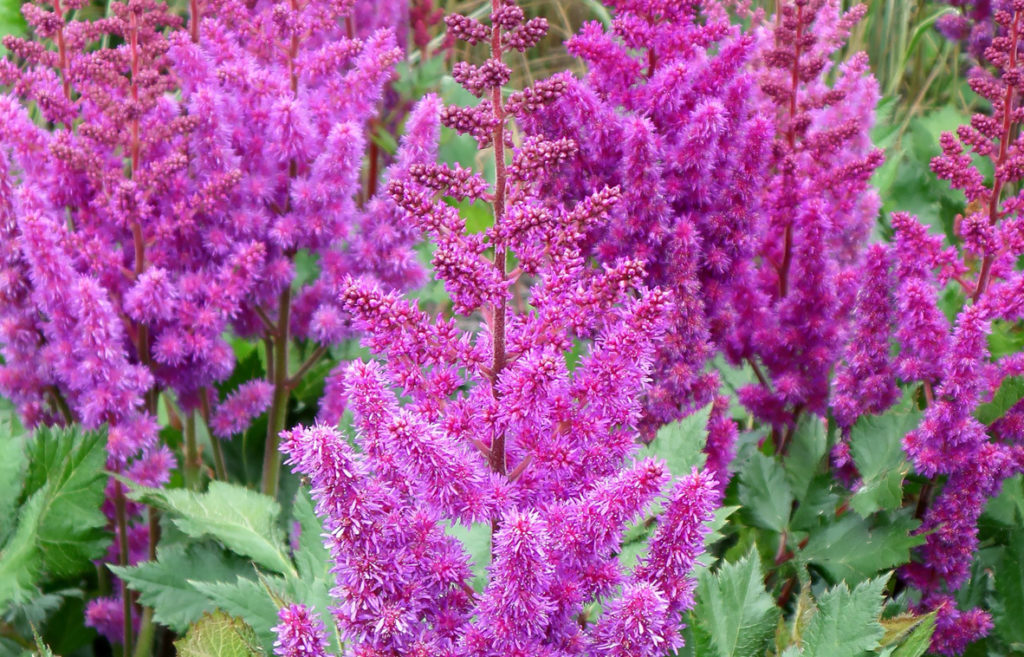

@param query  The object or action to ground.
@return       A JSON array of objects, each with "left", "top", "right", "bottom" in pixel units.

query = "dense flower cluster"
[
  {"left": 4, "top": 0, "right": 1024, "bottom": 654},
  {"left": 275, "top": 1, "right": 719, "bottom": 654},
  {"left": 520, "top": 0, "right": 772, "bottom": 493},
  {"left": 1, "top": 0, "right": 420, "bottom": 646},
  {"left": 874, "top": 4, "right": 1024, "bottom": 651}
]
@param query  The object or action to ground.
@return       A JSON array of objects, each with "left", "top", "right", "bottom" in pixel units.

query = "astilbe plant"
[
  {"left": 842, "top": 3, "right": 1024, "bottom": 652},
  {"left": 729, "top": 0, "right": 884, "bottom": 450},
  {"left": 274, "top": 1, "right": 718, "bottom": 655},
  {"left": 0, "top": 0, "right": 428, "bottom": 648},
  {"left": 519, "top": 0, "right": 772, "bottom": 494}
]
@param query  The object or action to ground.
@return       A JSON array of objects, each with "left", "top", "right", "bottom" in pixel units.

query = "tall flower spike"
[
  {"left": 280, "top": 1, "right": 717, "bottom": 654},
  {"left": 519, "top": 0, "right": 773, "bottom": 493}
]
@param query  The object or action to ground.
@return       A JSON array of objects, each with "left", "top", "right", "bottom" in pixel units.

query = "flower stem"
[
  {"left": 261, "top": 286, "right": 292, "bottom": 498},
  {"left": 113, "top": 482, "right": 133, "bottom": 657},
  {"left": 184, "top": 411, "right": 201, "bottom": 490},
  {"left": 486, "top": 0, "right": 509, "bottom": 479}
]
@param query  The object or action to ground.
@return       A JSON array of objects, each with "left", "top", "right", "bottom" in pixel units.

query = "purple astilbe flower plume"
[
  {"left": 273, "top": 604, "right": 335, "bottom": 657},
  {"left": 831, "top": 244, "right": 900, "bottom": 430},
  {"left": 837, "top": 4, "right": 1024, "bottom": 652},
  {"left": 722, "top": 0, "right": 883, "bottom": 451},
  {"left": 2, "top": 0, "right": 432, "bottom": 646},
  {"left": 518, "top": 0, "right": 773, "bottom": 493},
  {"left": 935, "top": 0, "right": 1007, "bottom": 60},
  {"left": 279, "top": 1, "right": 719, "bottom": 654}
]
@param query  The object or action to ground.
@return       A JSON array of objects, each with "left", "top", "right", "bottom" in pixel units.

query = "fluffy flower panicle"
[{"left": 279, "top": 2, "right": 718, "bottom": 655}]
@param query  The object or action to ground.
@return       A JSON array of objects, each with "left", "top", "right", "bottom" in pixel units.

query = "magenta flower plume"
[
  {"left": 837, "top": 4, "right": 1024, "bottom": 652},
  {"left": 519, "top": 0, "right": 773, "bottom": 493},
  {"left": 277, "top": 2, "right": 719, "bottom": 654},
  {"left": 727, "top": 1, "right": 883, "bottom": 446},
  {"left": 831, "top": 244, "right": 900, "bottom": 429},
  {"left": 273, "top": 604, "right": 334, "bottom": 657}
]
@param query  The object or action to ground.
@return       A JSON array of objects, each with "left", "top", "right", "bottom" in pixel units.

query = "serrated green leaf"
[
  {"left": 643, "top": 404, "right": 711, "bottom": 476},
  {"left": 984, "top": 474, "right": 1024, "bottom": 526},
  {"left": 784, "top": 416, "right": 827, "bottom": 498},
  {"left": 696, "top": 551, "right": 779, "bottom": 657},
  {"left": 190, "top": 578, "right": 283, "bottom": 655},
  {"left": 0, "top": 427, "right": 109, "bottom": 608},
  {"left": 291, "top": 490, "right": 327, "bottom": 581},
  {"left": 799, "top": 514, "right": 922, "bottom": 584},
  {"left": 0, "top": 417, "right": 28, "bottom": 543},
  {"left": 133, "top": 481, "right": 294, "bottom": 576},
  {"left": 174, "top": 612, "right": 263, "bottom": 657},
  {"left": 849, "top": 402, "right": 921, "bottom": 516},
  {"left": 977, "top": 377, "right": 1024, "bottom": 425},
  {"left": 994, "top": 530, "right": 1024, "bottom": 645},
  {"left": 794, "top": 576, "right": 887, "bottom": 657},
  {"left": 110, "top": 542, "right": 255, "bottom": 633},
  {"left": 881, "top": 612, "right": 936, "bottom": 657},
  {"left": 739, "top": 452, "right": 793, "bottom": 533},
  {"left": 284, "top": 490, "right": 340, "bottom": 655}
]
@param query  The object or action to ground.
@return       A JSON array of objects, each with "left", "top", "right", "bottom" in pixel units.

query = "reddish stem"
[
  {"left": 52, "top": 0, "right": 71, "bottom": 101},
  {"left": 189, "top": 0, "right": 200, "bottom": 43},
  {"left": 486, "top": 0, "right": 509, "bottom": 478},
  {"left": 778, "top": 2, "right": 804, "bottom": 299},
  {"left": 975, "top": 10, "right": 1020, "bottom": 304}
]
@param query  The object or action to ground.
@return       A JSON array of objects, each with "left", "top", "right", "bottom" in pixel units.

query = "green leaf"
[
  {"left": 190, "top": 578, "right": 283, "bottom": 655},
  {"left": 994, "top": 530, "right": 1024, "bottom": 645},
  {"left": 0, "top": 0, "right": 26, "bottom": 46},
  {"left": 784, "top": 415, "right": 827, "bottom": 498},
  {"left": 0, "top": 417, "right": 28, "bottom": 543},
  {"left": 849, "top": 402, "right": 921, "bottom": 516},
  {"left": 799, "top": 514, "right": 922, "bottom": 585},
  {"left": 445, "top": 522, "right": 490, "bottom": 592},
  {"left": 880, "top": 612, "right": 936, "bottom": 657},
  {"left": 0, "top": 426, "right": 109, "bottom": 608},
  {"left": 977, "top": 377, "right": 1024, "bottom": 425},
  {"left": 738, "top": 452, "right": 793, "bottom": 533},
  {"left": 984, "top": 474, "right": 1024, "bottom": 526},
  {"left": 284, "top": 490, "right": 340, "bottom": 655},
  {"left": 110, "top": 542, "right": 255, "bottom": 633},
  {"left": 291, "top": 490, "right": 327, "bottom": 581},
  {"left": 174, "top": 612, "right": 263, "bottom": 657},
  {"left": 133, "top": 481, "right": 294, "bottom": 576},
  {"left": 643, "top": 404, "right": 711, "bottom": 477},
  {"left": 696, "top": 551, "right": 779, "bottom": 657},
  {"left": 792, "top": 576, "right": 888, "bottom": 657}
]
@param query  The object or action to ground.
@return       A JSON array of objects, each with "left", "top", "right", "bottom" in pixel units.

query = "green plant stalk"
[
  {"left": 184, "top": 411, "right": 200, "bottom": 490},
  {"left": 260, "top": 286, "right": 292, "bottom": 498},
  {"left": 112, "top": 483, "right": 133, "bottom": 657},
  {"left": 132, "top": 607, "right": 155, "bottom": 657}
]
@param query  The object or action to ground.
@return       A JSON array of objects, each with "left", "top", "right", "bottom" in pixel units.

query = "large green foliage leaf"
[
  {"left": 0, "top": 426, "right": 109, "bottom": 608},
  {"left": 783, "top": 417, "right": 828, "bottom": 499},
  {"left": 738, "top": 452, "right": 793, "bottom": 533},
  {"left": 174, "top": 612, "right": 263, "bottom": 657},
  {"left": 849, "top": 402, "right": 921, "bottom": 516},
  {"left": 994, "top": 530, "right": 1024, "bottom": 645},
  {"left": 879, "top": 613, "right": 936, "bottom": 657},
  {"left": 109, "top": 542, "right": 256, "bottom": 633},
  {"left": 132, "top": 481, "right": 295, "bottom": 576},
  {"left": 695, "top": 551, "right": 779, "bottom": 657},
  {"left": 642, "top": 403, "right": 711, "bottom": 476},
  {"left": 783, "top": 576, "right": 887, "bottom": 657},
  {"left": 799, "top": 513, "right": 922, "bottom": 584},
  {"left": 0, "top": 414, "right": 28, "bottom": 544},
  {"left": 190, "top": 578, "right": 283, "bottom": 654}
]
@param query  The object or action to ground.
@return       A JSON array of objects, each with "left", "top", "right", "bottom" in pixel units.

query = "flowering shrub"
[{"left": 1, "top": 0, "right": 1024, "bottom": 656}]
